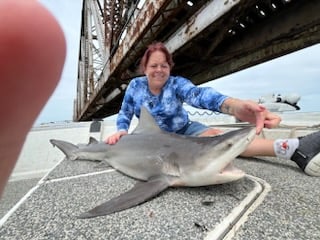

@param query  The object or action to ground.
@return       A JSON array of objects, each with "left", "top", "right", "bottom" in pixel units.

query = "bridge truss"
[{"left": 74, "top": 0, "right": 320, "bottom": 121}]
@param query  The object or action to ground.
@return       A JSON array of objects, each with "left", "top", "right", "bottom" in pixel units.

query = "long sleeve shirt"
[{"left": 116, "top": 75, "right": 228, "bottom": 133}]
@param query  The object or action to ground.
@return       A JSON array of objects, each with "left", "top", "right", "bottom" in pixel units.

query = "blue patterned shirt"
[{"left": 117, "top": 76, "right": 229, "bottom": 132}]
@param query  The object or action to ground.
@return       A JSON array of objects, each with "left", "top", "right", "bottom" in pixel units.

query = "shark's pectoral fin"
[{"left": 77, "top": 176, "right": 170, "bottom": 219}]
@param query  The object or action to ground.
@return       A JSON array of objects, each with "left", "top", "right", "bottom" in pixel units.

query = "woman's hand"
[
  {"left": 262, "top": 111, "right": 282, "bottom": 129},
  {"left": 105, "top": 131, "right": 128, "bottom": 145},
  {"left": 221, "top": 98, "right": 281, "bottom": 134}
]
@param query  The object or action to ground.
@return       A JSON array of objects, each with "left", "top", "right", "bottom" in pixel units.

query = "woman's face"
[{"left": 144, "top": 50, "right": 170, "bottom": 92}]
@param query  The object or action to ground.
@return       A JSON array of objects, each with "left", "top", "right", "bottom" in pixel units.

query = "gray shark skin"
[{"left": 50, "top": 107, "right": 256, "bottom": 219}]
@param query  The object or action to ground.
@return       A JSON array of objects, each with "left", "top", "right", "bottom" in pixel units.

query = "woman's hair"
[{"left": 139, "top": 42, "right": 174, "bottom": 74}]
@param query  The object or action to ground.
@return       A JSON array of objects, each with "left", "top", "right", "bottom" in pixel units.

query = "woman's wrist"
[{"left": 220, "top": 98, "right": 238, "bottom": 116}]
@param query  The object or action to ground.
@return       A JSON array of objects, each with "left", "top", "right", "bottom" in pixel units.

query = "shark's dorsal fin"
[
  {"left": 132, "top": 106, "right": 162, "bottom": 134},
  {"left": 88, "top": 137, "right": 99, "bottom": 144}
]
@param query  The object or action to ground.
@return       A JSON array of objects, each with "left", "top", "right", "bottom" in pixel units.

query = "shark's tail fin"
[{"left": 50, "top": 139, "right": 79, "bottom": 160}]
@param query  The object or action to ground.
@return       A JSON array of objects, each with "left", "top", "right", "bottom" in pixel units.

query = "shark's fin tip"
[{"left": 132, "top": 106, "right": 163, "bottom": 134}]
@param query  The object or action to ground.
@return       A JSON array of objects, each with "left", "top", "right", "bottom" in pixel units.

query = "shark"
[{"left": 50, "top": 107, "right": 256, "bottom": 219}]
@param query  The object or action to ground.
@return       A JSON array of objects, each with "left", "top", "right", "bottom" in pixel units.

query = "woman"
[{"left": 106, "top": 42, "right": 320, "bottom": 177}]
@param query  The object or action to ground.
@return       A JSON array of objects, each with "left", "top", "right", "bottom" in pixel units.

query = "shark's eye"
[{"left": 227, "top": 141, "right": 233, "bottom": 148}]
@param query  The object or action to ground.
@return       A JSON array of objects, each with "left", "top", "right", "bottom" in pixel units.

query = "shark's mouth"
[{"left": 221, "top": 162, "right": 244, "bottom": 174}]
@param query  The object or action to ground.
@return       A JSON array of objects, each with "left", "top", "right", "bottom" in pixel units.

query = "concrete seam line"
[
  {"left": 204, "top": 174, "right": 271, "bottom": 240},
  {"left": 0, "top": 162, "right": 115, "bottom": 227},
  {"left": 42, "top": 169, "right": 115, "bottom": 184},
  {"left": 0, "top": 185, "right": 39, "bottom": 227}
]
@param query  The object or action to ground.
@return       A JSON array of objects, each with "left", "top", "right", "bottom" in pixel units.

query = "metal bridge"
[{"left": 74, "top": 0, "right": 320, "bottom": 121}]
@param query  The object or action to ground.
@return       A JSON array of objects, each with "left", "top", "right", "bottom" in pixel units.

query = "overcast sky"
[{"left": 35, "top": 0, "right": 320, "bottom": 125}]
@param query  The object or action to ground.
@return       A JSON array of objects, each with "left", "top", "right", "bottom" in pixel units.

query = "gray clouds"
[{"left": 205, "top": 45, "right": 320, "bottom": 112}]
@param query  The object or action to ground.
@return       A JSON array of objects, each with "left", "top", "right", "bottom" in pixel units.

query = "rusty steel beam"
[
  {"left": 75, "top": 0, "right": 172, "bottom": 121},
  {"left": 75, "top": 0, "right": 202, "bottom": 121},
  {"left": 75, "top": 0, "right": 154, "bottom": 120},
  {"left": 166, "top": 0, "right": 241, "bottom": 53},
  {"left": 179, "top": 0, "right": 320, "bottom": 84}
]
